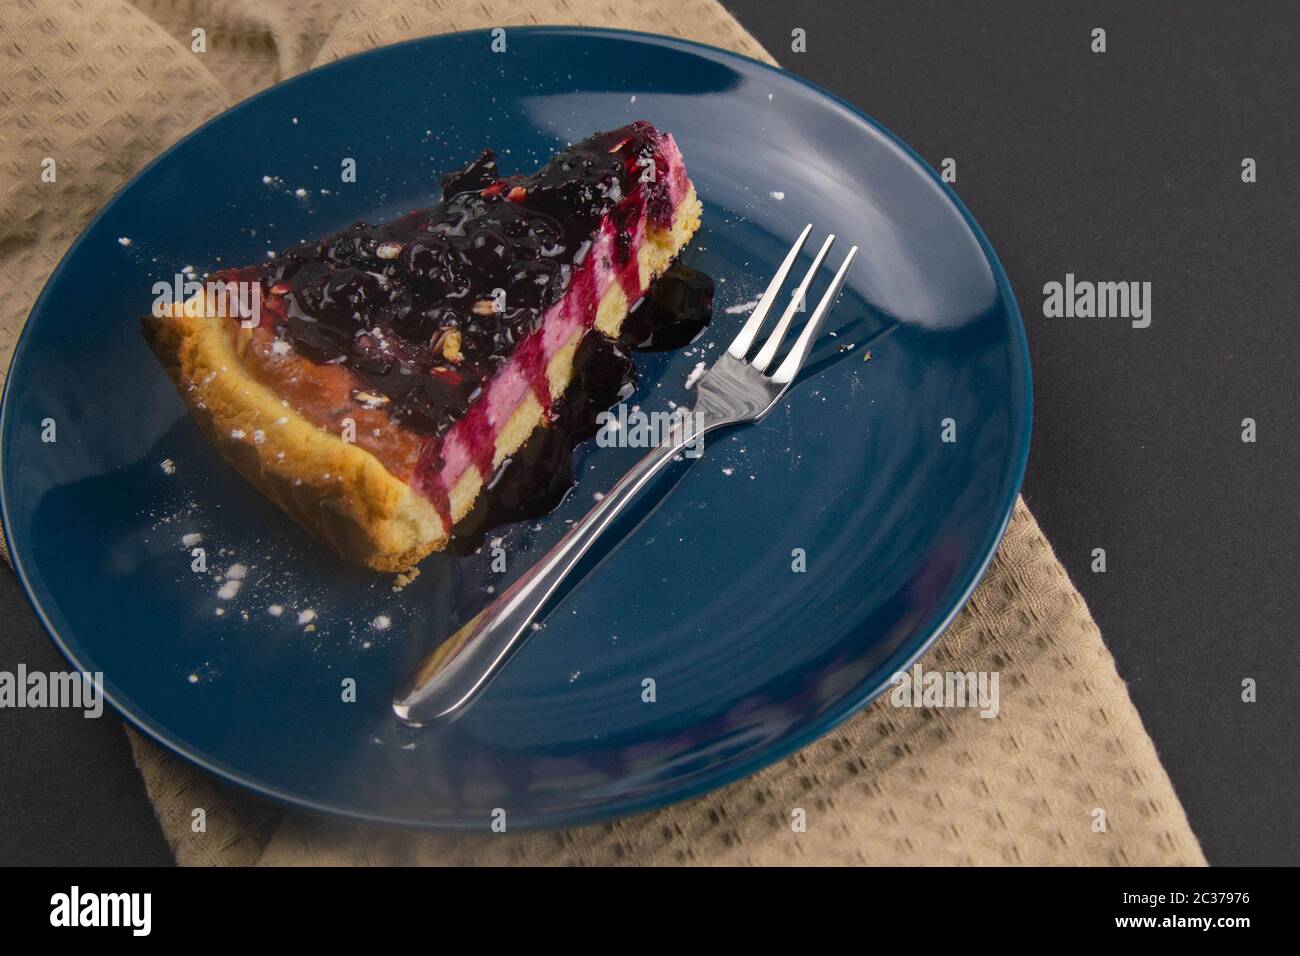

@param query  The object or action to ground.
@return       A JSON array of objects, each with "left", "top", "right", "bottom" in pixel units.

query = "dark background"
[{"left": 2, "top": 0, "right": 1296, "bottom": 866}]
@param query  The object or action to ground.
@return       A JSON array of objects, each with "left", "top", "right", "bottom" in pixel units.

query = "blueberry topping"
[{"left": 237, "top": 122, "right": 675, "bottom": 438}]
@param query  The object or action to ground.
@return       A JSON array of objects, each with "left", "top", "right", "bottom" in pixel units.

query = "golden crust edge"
[{"left": 141, "top": 305, "right": 446, "bottom": 572}]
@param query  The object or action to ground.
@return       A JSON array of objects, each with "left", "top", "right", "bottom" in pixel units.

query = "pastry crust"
[{"left": 142, "top": 187, "right": 701, "bottom": 571}]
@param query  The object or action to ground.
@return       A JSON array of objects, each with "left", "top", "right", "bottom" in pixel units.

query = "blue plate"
[{"left": 1, "top": 28, "right": 1030, "bottom": 829}]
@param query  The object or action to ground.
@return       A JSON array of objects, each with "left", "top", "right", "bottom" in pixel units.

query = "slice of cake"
[{"left": 143, "top": 121, "right": 702, "bottom": 570}]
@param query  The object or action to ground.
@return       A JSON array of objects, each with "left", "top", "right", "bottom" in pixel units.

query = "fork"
[{"left": 393, "top": 224, "right": 858, "bottom": 723}]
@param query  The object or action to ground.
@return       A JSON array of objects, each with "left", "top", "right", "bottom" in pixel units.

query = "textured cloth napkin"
[{"left": 0, "top": 0, "right": 1206, "bottom": 866}]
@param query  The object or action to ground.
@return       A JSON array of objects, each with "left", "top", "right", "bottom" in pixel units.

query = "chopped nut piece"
[
  {"left": 376, "top": 241, "right": 403, "bottom": 260},
  {"left": 506, "top": 186, "right": 527, "bottom": 203},
  {"left": 354, "top": 390, "right": 391, "bottom": 408},
  {"left": 438, "top": 328, "right": 464, "bottom": 363}
]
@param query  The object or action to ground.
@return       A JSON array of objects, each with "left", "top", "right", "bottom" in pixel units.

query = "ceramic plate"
[{"left": 1, "top": 27, "right": 1030, "bottom": 828}]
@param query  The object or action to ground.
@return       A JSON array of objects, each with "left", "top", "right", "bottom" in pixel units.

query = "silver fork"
[{"left": 393, "top": 225, "right": 858, "bottom": 723}]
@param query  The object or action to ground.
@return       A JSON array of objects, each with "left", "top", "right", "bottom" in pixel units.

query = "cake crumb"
[
  {"left": 684, "top": 362, "right": 707, "bottom": 389},
  {"left": 297, "top": 608, "right": 317, "bottom": 625},
  {"left": 371, "top": 614, "right": 391, "bottom": 631},
  {"left": 769, "top": 191, "right": 785, "bottom": 201},
  {"left": 117, "top": 237, "right": 132, "bottom": 247},
  {"left": 268, "top": 604, "right": 284, "bottom": 617},
  {"left": 391, "top": 568, "right": 420, "bottom": 592},
  {"left": 181, "top": 532, "right": 203, "bottom": 547},
  {"left": 160, "top": 459, "right": 176, "bottom": 475},
  {"left": 217, "top": 579, "right": 241, "bottom": 600}
]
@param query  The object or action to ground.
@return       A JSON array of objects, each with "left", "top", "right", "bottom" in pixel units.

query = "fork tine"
[
  {"left": 751, "top": 234, "right": 835, "bottom": 372},
  {"left": 770, "top": 246, "right": 858, "bottom": 385},
  {"left": 726, "top": 223, "right": 813, "bottom": 359}
]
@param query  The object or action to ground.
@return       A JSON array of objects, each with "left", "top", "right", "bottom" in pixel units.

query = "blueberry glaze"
[
  {"left": 231, "top": 122, "right": 674, "bottom": 438},
  {"left": 448, "top": 262, "right": 714, "bottom": 551}
]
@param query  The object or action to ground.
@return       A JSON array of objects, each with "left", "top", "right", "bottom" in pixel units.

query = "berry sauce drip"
[
  {"left": 448, "top": 262, "right": 713, "bottom": 552},
  {"left": 232, "top": 121, "right": 674, "bottom": 438}
]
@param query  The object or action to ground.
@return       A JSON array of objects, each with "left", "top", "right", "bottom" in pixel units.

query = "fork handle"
[{"left": 393, "top": 418, "right": 710, "bottom": 723}]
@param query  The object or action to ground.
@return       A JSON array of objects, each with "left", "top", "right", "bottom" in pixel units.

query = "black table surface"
[{"left": 2, "top": 0, "right": 1296, "bottom": 866}]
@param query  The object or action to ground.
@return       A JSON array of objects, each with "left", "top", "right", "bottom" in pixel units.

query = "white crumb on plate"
[
  {"left": 371, "top": 614, "right": 391, "bottom": 631},
  {"left": 722, "top": 467, "right": 735, "bottom": 476},
  {"left": 225, "top": 562, "right": 248, "bottom": 581},
  {"left": 725, "top": 298, "right": 760, "bottom": 315},
  {"left": 117, "top": 237, "right": 132, "bottom": 247},
  {"left": 297, "top": 608, "right": 317, "bottom": 625},
  {"left": 268, "top": 604, "right": 284, "bottom": 617},
  {"left": 769, "top": 191, "right": 785, "bottom": 200},
  {"left": 217, "top": 580, "right": 241, "bottom": 600},
  {"left": 160, "top": 459, "right": 176, "bottom": 475},
  {"left": 294, "top": 187, "right": 308, "bottom": 198},
  {"left": 684, "top": 362, "right": 707, "bottom": 389},
  {"left": 181, "top": 532, "right": 203, "bottom": 547}
]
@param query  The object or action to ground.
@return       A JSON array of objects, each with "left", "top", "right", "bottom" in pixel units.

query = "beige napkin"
[{"left": 0, "top": 0, "right": 1206, "bottom": 866}]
